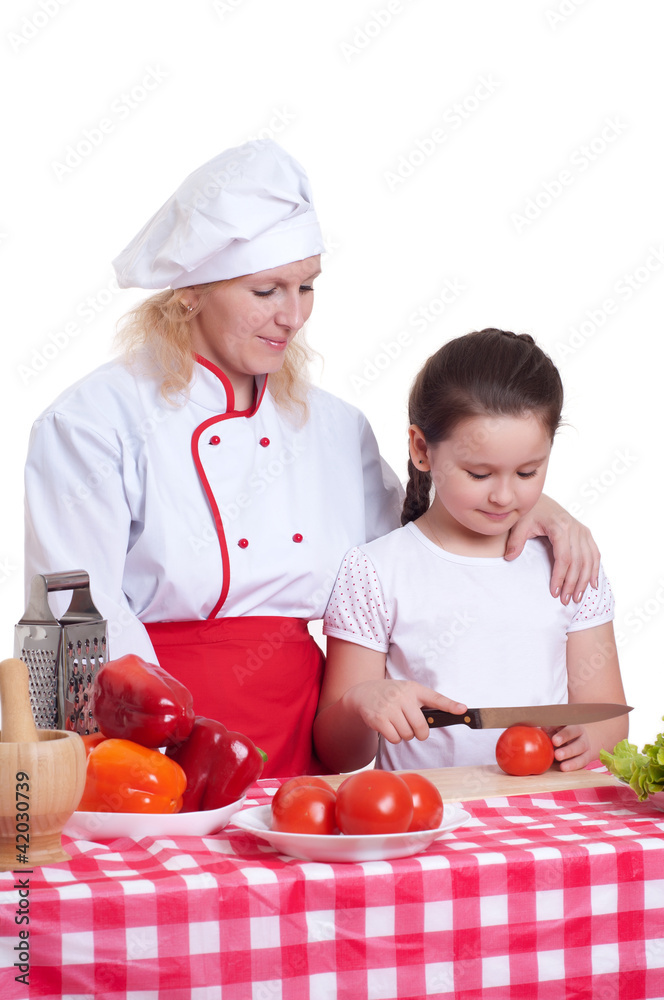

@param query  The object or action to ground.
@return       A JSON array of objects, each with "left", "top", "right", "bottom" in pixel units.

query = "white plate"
[
  {"left": 232, "top": 803, "right": 470, "bottom": 862},
  {"left": 63, "top": 796, "right": 245, "bottom": 840}
]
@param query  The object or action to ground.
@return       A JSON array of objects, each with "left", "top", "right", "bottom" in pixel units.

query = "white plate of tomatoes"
[
  {"left": 233, "top": 801, "right": 470, "bottom": 862},
  {"left": 232, "top": 772, "right": 470, "bottom": 862}
]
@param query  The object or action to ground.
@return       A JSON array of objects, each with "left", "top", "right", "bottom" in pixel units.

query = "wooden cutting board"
[{"left": 322, "top": 765, "right": 621, "bottom": 802}]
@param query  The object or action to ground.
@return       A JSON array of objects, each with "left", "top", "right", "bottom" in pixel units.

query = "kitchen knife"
[{"left": 421, "top": 703, "right": 632, "bottom": 729}]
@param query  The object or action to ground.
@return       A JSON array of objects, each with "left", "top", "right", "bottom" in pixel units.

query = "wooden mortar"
[{"left": 0, "top": 658, "right": 86, "bottom": 870}]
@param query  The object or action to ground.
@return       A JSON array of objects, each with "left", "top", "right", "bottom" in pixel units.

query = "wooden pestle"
[{"left": 0, "top": 658, "right": 40, "bottom": 743}]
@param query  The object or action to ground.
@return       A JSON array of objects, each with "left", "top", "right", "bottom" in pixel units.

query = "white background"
[{"left": 1, "top": 0, "right": 662, "bottom": 750}]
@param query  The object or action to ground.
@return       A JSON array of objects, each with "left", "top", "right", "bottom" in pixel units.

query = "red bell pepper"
[
  {"left": 91, "top": 654, "right": 195, "bottom": 749},
  {"left": 166, "top": 716, "right": 265, "bottom": 811}
]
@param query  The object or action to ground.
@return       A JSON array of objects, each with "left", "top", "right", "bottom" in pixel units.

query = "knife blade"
[{"left": 421, "top": 703, "right": 632, "bottom": 729}]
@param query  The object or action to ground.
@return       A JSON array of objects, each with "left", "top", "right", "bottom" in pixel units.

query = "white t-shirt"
[{"left": 323, "top": 523, "right": 615, "bottom": 770}]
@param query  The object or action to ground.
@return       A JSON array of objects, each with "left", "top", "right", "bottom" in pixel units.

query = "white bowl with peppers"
[{"left": 63, "top": 655, "right": 265, "bottom": 840}]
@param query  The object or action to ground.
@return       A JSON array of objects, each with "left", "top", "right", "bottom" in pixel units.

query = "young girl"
[{"left": 314, "top": 329, "right": 627, "bottom": 775}]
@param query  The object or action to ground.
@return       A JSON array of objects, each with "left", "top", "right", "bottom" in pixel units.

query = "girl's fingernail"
[
  {"left": 592, "top": 579, "right": 599, "bottom": 590},
  {"left": 553, "top": 587, "right": 561, "bottom": 598},
  {"left": 575, "top": 591, "right": 583, "bottom": 603}
]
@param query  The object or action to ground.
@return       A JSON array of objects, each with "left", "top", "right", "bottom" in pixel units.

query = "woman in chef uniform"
[{"left": 23, "top": 140, "right": 598, "bottom": 776}]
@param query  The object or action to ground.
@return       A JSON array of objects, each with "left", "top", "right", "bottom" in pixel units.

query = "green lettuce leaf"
[{"left": 600, "top": 722, "right": 664, "bottom": 801}]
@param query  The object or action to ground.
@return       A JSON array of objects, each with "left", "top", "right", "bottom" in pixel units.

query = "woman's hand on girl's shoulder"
[
  {"left": 505, "top": 494, "right": 600, "bottom": 605},
  {"left": 343, "top": 679, "right": 466, "bottom": 745}
]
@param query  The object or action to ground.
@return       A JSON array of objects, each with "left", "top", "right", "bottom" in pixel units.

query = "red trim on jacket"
[{"left": 190, "top": 358, "right": 269, "bottom": 618}]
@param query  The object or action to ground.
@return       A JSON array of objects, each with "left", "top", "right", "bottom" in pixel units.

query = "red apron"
[{"left": 145, "top": 617, "right": 325, "bottom": 779}]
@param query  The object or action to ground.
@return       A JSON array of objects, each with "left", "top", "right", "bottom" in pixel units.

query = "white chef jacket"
[{"left": 24, "top": 354, "right": 403, "bottom": 663}]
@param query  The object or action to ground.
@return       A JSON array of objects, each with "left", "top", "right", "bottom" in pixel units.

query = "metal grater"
[{"left": 14, "top": 571, "right": 108, "bottom": 733}]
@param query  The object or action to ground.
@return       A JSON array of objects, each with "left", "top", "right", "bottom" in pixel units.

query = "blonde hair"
[{"left": 115, "top": 282, "right": 317, "bottom": 420}]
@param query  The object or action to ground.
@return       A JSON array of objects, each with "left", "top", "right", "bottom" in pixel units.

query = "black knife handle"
[{"left": 421, "top": 708, "right": 481, "bottom": 729}]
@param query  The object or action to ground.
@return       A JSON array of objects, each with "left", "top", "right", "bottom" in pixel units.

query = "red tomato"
[
  {"left": 271, "top": 785, "right": 337, "bottom": 835},
  {"left": 400, "top": 772, "right": 444, "bottom": 831},
  {"left": 271, "top": 775, "right": 336, "bottom": 815},
  {"left": 335, "top": 771, "right": 414, "bottom": 835},
  {"left": 495, "top": 726, "right": 555, "bottom": 776}
]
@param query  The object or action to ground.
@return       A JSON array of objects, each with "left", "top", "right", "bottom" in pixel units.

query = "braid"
[
  {"left": 499, "top": 329, "right": 535, "bottom": 346},
  {"left": 401, "top": 458, "right": 433, "bottom": 525}
]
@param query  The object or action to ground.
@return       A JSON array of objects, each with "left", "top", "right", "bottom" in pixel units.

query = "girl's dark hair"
[{"left": 401, "top": 328, "right": 564, "bottom": 526}]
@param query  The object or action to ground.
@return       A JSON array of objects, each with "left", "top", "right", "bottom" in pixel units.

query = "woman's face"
[{"left": 187, "top": 255, "right": 321, "bottom": 398}]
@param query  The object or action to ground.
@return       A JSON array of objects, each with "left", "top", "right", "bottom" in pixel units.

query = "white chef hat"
[{"left": 112, "top": 139, "right": 325, "bottom": 289}]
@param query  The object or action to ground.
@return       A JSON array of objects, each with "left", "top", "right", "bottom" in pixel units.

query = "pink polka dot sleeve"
[
  {"left": 323, "top": 547, "right": 391, "bottom": 652},
  {"left": 567, "top": 563, "right": 615, "bottom": 632}
]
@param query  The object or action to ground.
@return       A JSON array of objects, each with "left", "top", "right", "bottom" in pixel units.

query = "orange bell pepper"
[{"left": 77, "top": 738, "right": 187, "bottom": 813}]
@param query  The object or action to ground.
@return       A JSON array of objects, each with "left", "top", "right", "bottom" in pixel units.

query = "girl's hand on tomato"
[
  {"left": 341, "top": 679, "right": 466, "bottom": 745},
  {"left": 547, "top": 724, "right": 593, "bottom": 770}
]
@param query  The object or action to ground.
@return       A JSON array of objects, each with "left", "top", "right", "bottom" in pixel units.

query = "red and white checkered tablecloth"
[{"left": 1, "top": 779, "right": 664, "bottom": 1000}]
